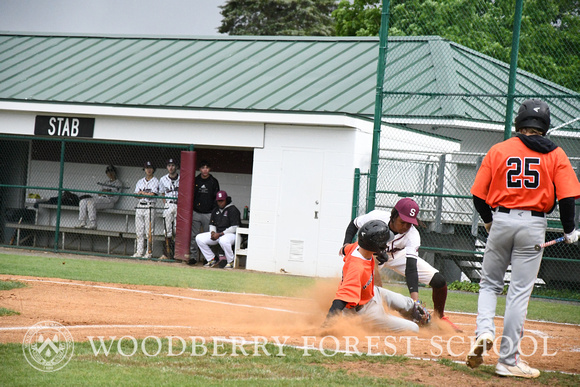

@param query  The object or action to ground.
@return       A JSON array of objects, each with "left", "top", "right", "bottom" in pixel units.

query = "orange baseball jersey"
[
  {"left": 471, "top": 137, "right": 580, "bottom": 212},
  {"left": 335, "top": 242, "right": 375, "bottom": 308}
]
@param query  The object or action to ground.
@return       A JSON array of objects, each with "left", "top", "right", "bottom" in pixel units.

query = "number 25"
[{"left": 506, "top": 157, "right": 540, "bottom": 188}]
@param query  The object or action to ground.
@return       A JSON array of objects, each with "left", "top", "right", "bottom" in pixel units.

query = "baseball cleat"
[
  {"left": 224, "top": 262, "right": 234, "bottom": 269},
  {"left": 132, "top": 253, "right": 143, "bottom": 258},
  {"left": 495, "top": 360, "right": 540, "bottom": 378},
  {"left": 466, "top": 332, "right": 494, "bottom": 369},
  {"left": 204, "top": 259, "right": 218, "bottom": 267},
  {"left": 440, "top": 316, "right": 463, "bottom": 332},
  {"left": 143, "top": 253, "right": 152, "bottom": 259},
  {"left": 75, "top": 224, "right": 86, "bottom": 229}
]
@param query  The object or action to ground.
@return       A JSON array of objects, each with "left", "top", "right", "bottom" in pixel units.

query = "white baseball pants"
[
  {"left": 135, "top": 206, "right": 155, "bottom": 256},
  {"left": 350, "top": 286, "right": 419, "bottom": 333},
  {"left": 162, "top": 203, "right": 177, "bottom": 238},
  {"left": 382, "top": 250, "right": 439, "bottom": 285},
  {"left": 195, "top": 231, "right": 236, "bottom": 263},
  {"left": 78, "top": 196, "right": 115, "bottom": 228}
]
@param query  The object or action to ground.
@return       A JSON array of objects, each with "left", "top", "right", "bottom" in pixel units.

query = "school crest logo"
[{"left": 22, "top": 321, "right": 74, "bottom": 372}]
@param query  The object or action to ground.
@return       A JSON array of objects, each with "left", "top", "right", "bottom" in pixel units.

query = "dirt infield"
[{"left": 1, "top": 274, "right": 579, "bottom": 382}]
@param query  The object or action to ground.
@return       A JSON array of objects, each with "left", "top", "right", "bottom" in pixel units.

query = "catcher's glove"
[{"left": 411, "top": 300, "right": 431, "bottom": 326}]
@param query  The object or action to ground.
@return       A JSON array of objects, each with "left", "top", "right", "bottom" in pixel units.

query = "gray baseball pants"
[
  {"left": 190, "top": 211, "right": 211, "bottom": 259},
  {"left": 351, "top": 286, "right": 419, "bottom": 333},
  {"left": 475, "top": 209, "right": 546, "bottom": 366}
]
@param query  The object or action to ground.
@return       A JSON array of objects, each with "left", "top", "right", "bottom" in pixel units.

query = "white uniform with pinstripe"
[{"left": 134, "top": 176, "right": 159, "bottom": 256}]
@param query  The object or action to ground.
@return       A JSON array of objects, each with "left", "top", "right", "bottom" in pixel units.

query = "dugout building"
[{"left": 0, "top": 33, "right": 578, "bottom": 278}]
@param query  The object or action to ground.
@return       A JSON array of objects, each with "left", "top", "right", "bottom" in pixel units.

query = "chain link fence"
[
  {"left": 0, "top": 135, "right": 190, "bottom": 258},
  {"left": 359, "top": 0, "right": 580, "bottom": 300}
]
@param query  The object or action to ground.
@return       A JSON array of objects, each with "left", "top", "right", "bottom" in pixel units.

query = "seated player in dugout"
[
  {"left": 324, "top": 220, "right": 431, "bottom": 333},
  {"left": 341, "top": 198, "right": 462, "bottom": 332},
  {"left": 77, "top": 165, "right": 123, "bottom": 229},
  {"left": 196, "top": 190, "right": 241, "bottom": 269}
]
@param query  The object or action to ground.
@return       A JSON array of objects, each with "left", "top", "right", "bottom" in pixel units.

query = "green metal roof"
[{"left": 0, "top": 33, "right": 578, "bottom": 128}]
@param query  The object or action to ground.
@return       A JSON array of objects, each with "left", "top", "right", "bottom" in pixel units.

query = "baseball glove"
[{"left": 411, "top": 300, "right": 431, "bottom": 326}]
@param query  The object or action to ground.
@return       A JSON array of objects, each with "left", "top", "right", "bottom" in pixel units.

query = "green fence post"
[
  {"left": 368, "top": 0, "right": 391, "bottom": 212},
  {"left": 471, "top": 155, "right": 484, "bottom": 236},
  {"left": 433, "top": 154, "right": 446, "bottom": 233},
  {"left": 53, "top": 140, "right": 66, "bottom": 251},
  {"left": 352, "top": 168, "right": 361, "bottom": 219},
  {"left": 504, "top": 0, "right": 524, "bottom": 140}
]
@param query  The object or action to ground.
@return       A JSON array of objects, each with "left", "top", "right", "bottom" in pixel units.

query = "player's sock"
[{"left": 432, "top": 284, "right": 447, "bottom": 318}]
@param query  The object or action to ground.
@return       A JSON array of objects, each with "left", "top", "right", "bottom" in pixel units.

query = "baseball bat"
[
  {"left": 148, "top": 206, "right": 153, "bottom": 256},
  {"left": 171, "top": 219, "right": 175, "bottom": 258},
  {"left": 9, "top": 217, "right": 23, "bottom": 245},
  {"left": 534, "top": 231, "right": 579, "bottom": 251},
  {"left": 163, "top": 216, "right": 170, "bottom": 257}
]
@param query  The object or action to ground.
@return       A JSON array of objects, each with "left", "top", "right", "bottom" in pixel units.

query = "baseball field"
[{"left": 1, "top": 248, "right": 579, "bottom": 386}]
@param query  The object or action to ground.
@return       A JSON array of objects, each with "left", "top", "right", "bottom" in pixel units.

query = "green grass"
[
  {"left": 382, "top": 283, "right": 580, "bottom": 325},
  {"left": 448, "top": 280, "right": 580, "bottom": 302},
  {"left": 0, "top": 280, "right": 27, "bottom": 291},
  {"left": 0, "top": 253, "right": 315, "bottom": 298},
  {"left": 0, "top": 307, "right": 19, "bottom": 316},
  {"left": 2, "top": 340, "right": 578, "bottom": 386},
  {"left": 436, "top": 358, "right": 579, "bottom": 386},
  {"left": 0, "top": 340, "right": 423, "bottom": 386},
  {"left": 0, "top": 280, "right": 25, "bottom": 315}
]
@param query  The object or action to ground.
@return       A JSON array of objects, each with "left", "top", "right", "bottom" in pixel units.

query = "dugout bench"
[{"left": 6, "top": 204, "right": 165, "bottom": 255}]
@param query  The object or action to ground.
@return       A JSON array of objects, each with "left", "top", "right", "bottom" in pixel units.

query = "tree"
[
  {"left": 219, "top": 0, "right": 338, "bottom": 36},
  {"left": 333, "top": 0, "right": 580, "bottom": 92}
]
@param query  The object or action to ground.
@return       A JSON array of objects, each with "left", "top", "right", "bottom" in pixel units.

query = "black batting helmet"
[
  {"left": 514, "top": 99, "right": 550, "bottom": 135},
  {"left": 357, "top": 220, "right": 393, "bottom": 253}
]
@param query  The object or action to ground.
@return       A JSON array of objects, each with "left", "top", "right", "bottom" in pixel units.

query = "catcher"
[{"left": 323, "top": 220, "right": 431, "bottom": 333}]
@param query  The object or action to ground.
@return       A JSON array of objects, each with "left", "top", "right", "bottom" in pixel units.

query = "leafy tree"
[
  {"left": 219, "top": 0, "right": 338, "bottom": 36},
  {"left": 333, "top": 0, "right": 382, "bottom": 36},
  {"left": 333, "top": 0, "right": 580, "bottom": 92}
]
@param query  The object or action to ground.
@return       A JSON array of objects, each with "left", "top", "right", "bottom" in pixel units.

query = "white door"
[{"left": 275, "top": 150, "right": 323, "bottom": 276}]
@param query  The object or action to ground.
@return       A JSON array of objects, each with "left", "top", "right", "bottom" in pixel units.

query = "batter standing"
[
  {"left": 133, "top": 161, "right": 159, "bottom": 259},
  {"left": 468, "top": 99, "right": 580, "bottom": 378}
]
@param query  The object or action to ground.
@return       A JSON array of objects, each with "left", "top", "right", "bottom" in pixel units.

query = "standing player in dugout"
[
  {"left": 467, "top": 99, "right": 580, "bottom": 378},
  {"left": 159, "top": 158, "right": 180, "bottom": 260}
]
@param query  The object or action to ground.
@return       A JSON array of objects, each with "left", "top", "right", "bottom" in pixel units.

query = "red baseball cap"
[
  {"left": 216, "top": 190, "right": 228, "bottom": 201},
  {"left": 394, "top": 198, "right": 419, "bottom": 225}
]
